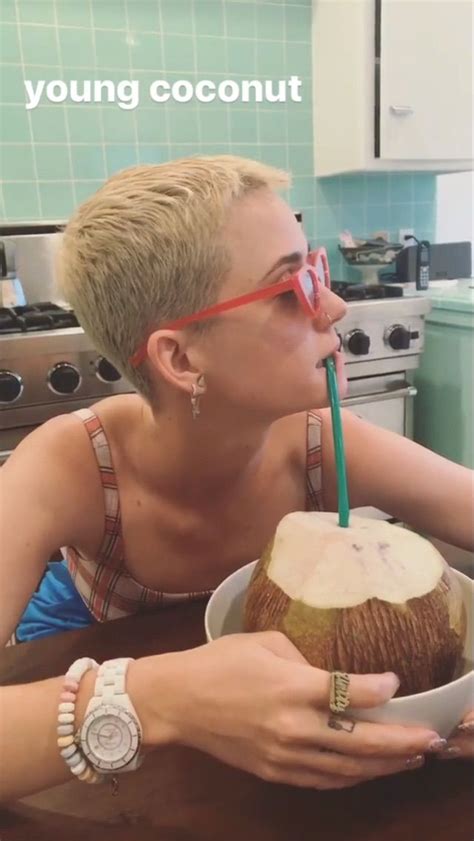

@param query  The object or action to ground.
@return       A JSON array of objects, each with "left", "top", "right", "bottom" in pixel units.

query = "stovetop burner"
[
  {"left": 0, "top": 302, "right": 79, "bottom": 334},
  {"left": 331, "top": 282, "right": 404, "bottom": 303},
  {"left": 0, "top": 288, "right": 404, "bottom": 334}
]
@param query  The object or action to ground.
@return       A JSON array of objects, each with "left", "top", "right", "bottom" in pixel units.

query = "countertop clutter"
[{"left": 0, "top": 601, "right": 472, "bottom": 841}]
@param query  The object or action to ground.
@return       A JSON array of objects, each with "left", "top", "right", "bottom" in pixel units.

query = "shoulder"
[
  {"left": 87, "top": 394, "right": 148, "bottom": 475},
  {"left": 270, "top": 411, "right": 324, "bottom": 485},
  {"left": 314, "top": 408, "right": 371, "bottom": 509},
  {"left": 10, "top": 393, "right": 146, "bottom": 484},
  {"left": 317, "top": 406, "right": 365, "bottom": 446},
  {"left": 89, "top": 393, "right": 146, "bottom": 440},
  {"left": 274, "top": 409, "right": 324, "bottom": 454},
  {"left": 317, "top": 407, "right": 415, "bottom": 510},
  {"left": 1, "top": 395, "right": 146, "bottom": 558},
  {"left": 5, "top": 410, "right": 93, "bottom": 471},
  {"left": 1, "top": 411, "right": 105, "bottom": 553}
]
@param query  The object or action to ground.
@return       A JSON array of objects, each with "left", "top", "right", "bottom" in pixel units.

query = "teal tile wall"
[{"left": 0, "top": 0, "right": 435, "bottom": 278}]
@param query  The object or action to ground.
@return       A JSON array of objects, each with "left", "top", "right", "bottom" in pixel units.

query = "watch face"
[{"left": 81, "top": 705, "right": 141, "bottom": 771}]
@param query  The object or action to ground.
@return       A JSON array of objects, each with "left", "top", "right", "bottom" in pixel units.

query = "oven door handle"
[{"left": 342, "top": 385, "right": 417, "bottom": 407}]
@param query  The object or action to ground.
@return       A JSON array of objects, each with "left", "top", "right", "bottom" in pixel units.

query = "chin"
[
  {"left": 267, "top": 358, "right": 350, "bottom": 418},
  {"left": 280, "top": 390, "right": 330, "bottom": 416}
]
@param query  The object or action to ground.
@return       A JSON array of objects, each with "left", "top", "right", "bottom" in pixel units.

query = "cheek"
[
  {"left": 260, "top": 312, "right": 316, "bottom": 355},
  {"left": 267, "top": 321, "right": 319, "bottom": 364},
  {"left": 201, "top": 315, "right": 318, "bottom": 384}
]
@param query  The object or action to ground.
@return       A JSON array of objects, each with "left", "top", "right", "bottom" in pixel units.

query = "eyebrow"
[{"left": 258, "top": 250, "right": 306, "bottom": 285}]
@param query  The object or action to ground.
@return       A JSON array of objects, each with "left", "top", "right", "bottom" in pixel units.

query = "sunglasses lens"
[
  {"left": 314, "top": 253, "right": 327, "bottom": 288},
  {"left": 301, "top": 269, "right": 318, "bottom": 309}
]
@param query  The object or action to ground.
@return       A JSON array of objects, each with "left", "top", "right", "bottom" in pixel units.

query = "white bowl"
[{"left": 205, "top": 561, "right": 474, "bottom": 738}]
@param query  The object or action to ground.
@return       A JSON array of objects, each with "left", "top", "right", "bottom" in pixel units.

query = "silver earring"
[{"left": 190, "top": 374, "right": 206, "bottom": 421}]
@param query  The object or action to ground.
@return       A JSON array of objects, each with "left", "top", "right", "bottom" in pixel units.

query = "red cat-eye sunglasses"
[{"left": 130, "top": 247, "right": 331, "bottom": 368}]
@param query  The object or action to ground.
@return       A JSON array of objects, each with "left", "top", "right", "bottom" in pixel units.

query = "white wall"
[{"left": 436, "top": 172, "right": 474, "bottom": 276}]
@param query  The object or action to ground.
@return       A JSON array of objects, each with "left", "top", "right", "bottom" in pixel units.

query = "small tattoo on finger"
[{"left": 328, "top": 714, "right": 356, "bottom": 733}]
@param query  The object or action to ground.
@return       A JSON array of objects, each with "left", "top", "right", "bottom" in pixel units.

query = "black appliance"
[{"left": 395, "top": 241, "right": 472, "bottom": 284}]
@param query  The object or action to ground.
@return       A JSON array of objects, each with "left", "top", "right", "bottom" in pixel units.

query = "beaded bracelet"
[{"left": 57, "top": 656, "right": 104, "bottom": 785}]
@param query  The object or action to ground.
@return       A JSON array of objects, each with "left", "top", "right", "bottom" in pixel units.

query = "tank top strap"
[
  {"left": 72, "top": 408, "right": 124, "bottom": 568},
  {"left": 306, "top": 410, "right": 324, "bottom": 511}
]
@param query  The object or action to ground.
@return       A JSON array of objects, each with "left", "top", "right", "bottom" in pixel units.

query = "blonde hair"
[{"left": 58, "top": 155, "right": 290, "bottom": 399}]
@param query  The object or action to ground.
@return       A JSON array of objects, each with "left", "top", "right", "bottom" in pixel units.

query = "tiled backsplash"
[{"left": 0, "top": 0, "right": 435, "bottom": 278}]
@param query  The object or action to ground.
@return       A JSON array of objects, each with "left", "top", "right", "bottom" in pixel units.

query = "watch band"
[
  {"left": 81, "top": 657, "right": 143, "bottom": 773},
  {"left": 94, "top": 658, "right": 133, "bottom": 702}
]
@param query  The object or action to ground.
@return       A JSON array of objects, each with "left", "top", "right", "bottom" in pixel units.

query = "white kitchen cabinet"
[{"left": 312, "top": 0, "right": 474, "bottom": 176}]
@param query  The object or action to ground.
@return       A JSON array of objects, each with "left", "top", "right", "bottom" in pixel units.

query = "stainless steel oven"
[
  {"left": 332, "top": 285, "right": 432, "bottom": 518},
  {"left": 343, "top": 376, "right": 417, "bottom": 438},
  {"left": 1, "top": 250, "right": 431, "bottom": 471}
]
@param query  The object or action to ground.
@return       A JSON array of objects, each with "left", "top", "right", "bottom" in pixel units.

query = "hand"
[
  {"left": 439, "top": 710, "right": 474, "bottom": 761},
  {"left": 132, "top": 632, "right": 448, "bottom": 790}
]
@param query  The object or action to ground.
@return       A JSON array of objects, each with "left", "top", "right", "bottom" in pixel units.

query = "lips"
[{"left": 316, "top": 340, "right": 341, "bottom": 368}]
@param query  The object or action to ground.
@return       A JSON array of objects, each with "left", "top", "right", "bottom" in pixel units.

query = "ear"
[{"left": 145, "top": 329, "right": 202, "bottom": 394}]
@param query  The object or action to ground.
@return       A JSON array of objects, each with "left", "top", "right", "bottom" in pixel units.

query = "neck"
[{"left": 136, "top": 399, "right": 278, "bottom": 502}]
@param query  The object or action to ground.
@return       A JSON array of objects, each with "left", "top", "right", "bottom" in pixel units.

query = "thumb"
[
  {"left": 297, "top": 667, "right": 401, "bottom": 709},
  {"left": 249, "top": 633, "right": 401, "bottom": 707}
]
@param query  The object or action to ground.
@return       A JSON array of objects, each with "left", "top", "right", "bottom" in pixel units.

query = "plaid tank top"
[{"left": 64, "top": 408, "right": 323, "bottom": 622}]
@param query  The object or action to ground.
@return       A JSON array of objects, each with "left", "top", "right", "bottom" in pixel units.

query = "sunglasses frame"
[{"left": 130, "top": 247, "right": 330, "bottom": 367}]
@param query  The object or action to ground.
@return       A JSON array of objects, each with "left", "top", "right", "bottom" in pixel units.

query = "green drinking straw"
[{"left": 324, "top": 356, "right": 350, "bottom": 528}]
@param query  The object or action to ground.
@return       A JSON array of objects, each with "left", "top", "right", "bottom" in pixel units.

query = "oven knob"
[
  {"left": 345, "top": 329, "right": 370, "bottom": 355},
  {"left": 0, "top": 370, "right": 23, "bottom": 404},
  {"left": 386, "top": 325, "right": 410, "bottom": 351},
  {"left": 95, "top": 357, "right": 122, "bottom": 383},
  {"left": 48, "top": 362, "right": 81, "bottom": 395}
]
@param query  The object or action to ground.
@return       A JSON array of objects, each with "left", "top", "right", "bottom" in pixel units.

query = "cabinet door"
[{"left": 379, "top": 0, "right": 473, "bottom": 160}]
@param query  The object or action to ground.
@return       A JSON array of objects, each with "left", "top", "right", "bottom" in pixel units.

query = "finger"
[
  {"left": 258, "top": 637, "right": 403, "bottom": 708},
  {"left": 281, "top": 659, "right": 402, "bottom": 709},
  {"left": 256, "top": 636, "right": 406, "bottom": 711},
  {"left": 319, "top": 713, "right": 443, "bottom": 756},
  {"left": 272, "top": 707, "right": 442, "bottom": 756},
  {"left": 278, "top": 745, "right": 425, "bottom": 779},
  {"left": 437, "top": 737, "right": 474, "bottom": 760},
  {"left": 316, "top": 668, "right": 401, "bottom": 709}
]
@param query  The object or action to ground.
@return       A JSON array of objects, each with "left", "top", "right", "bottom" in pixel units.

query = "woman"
[{"left": 1, "top": 157, "right": 472, "bottom": 802}]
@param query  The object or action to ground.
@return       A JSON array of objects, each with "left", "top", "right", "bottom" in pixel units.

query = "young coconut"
[{"left": 244, "top": 512, "right": 466, "bottom": 696}]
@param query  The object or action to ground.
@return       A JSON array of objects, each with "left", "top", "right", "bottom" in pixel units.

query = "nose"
[{"left": 312, "top": 286, "right": 347, "bottom": 331}]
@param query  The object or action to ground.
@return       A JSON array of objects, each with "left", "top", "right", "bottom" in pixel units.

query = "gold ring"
[
  {"left": 323, "top": 310, "right": 333, "bottom": 327},
  {"left": 329, "top": 671, "right": 351, "bottom": 714}
]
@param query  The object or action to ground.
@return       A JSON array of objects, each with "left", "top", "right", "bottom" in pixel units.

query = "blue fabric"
[{"left": 16, "top": 559, "right": 95, "bottom": 642}]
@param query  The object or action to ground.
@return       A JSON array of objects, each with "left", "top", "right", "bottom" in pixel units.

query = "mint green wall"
[{"left": 0, "top": 0, "right": 435, "bottom": 278}]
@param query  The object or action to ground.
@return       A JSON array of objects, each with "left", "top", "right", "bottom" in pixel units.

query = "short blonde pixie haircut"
[{"left": 58, "top": 156, "right": 289, "bottom": 399}]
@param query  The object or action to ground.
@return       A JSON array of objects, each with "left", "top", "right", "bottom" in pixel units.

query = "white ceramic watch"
[{"left": 80, "top": 658, "right": 143, "bottom": 774}]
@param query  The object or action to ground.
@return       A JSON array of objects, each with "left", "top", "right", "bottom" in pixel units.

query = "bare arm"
[
  {"left": 0, "top": 672, "right": 93, "bottom": 799},
  {"left": 0, "top": 416, "right": 104, "bottom": 647},
  {"left": 1, "top": 633, "right": 449, "bottom": 804},
  {"left": 321, "top": 409, "right": 474, "bottom": 551},
  {"left": 0, "top": 659, "right": 172, "bottom": 802}
]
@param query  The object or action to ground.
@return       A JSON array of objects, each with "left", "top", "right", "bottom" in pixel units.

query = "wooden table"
[{"left": 1, "top": 601, "right": 472, "bottom": 841}]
